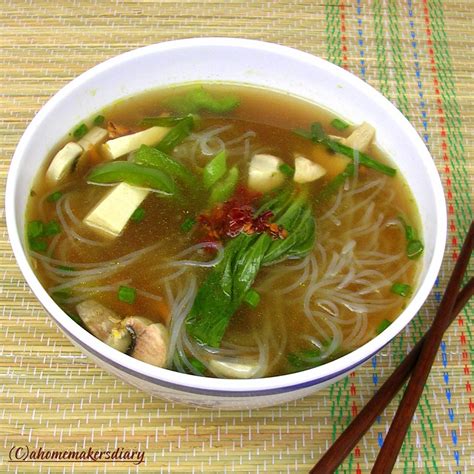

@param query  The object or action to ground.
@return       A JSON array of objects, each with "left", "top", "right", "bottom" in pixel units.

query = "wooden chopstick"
[
  {"left": 310, "top": 277, "right": 473, "bottom": 474},
  {"left": 311, "top": 221, "right": 473, "bottom": 474},
  {"left": 372, "top": 221, "right": 473, "bottom": 473}
]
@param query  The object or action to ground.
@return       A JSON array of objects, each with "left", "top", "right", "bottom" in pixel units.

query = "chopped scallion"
[
  {"left": 203, "top": 150, "right": 227, "bottom": 189},
  {"left": 73, "top": 123, "right": 89, "bottom": 140},
  {"left": 47, "top": 191, "right": 63, "bottom": 203},
  {"left": 279, "top": 163, "right": 295, "bottom": 177},
  {"left": 287, "top": 348, "right": 323, "bottom": 370},
  {"left": 27, "top": 220, "right": 44, "bottom": 239},
  {"left": 118, "top": 285, "right": 136, "bottom": 304},
  {"left": 51, "top": 289, "right": 72, "bottom": 302},
  {"left": 407, "top": 240, "right": 424, "bottom": 259},
  {"left": 331, "top": 118, "right": 350, "bottom": 130},
  {"left": 93, "top": 115, "right": 105, "bottom": 126},
  {"left": 376, "top": 319, "right": 391, "bottom": 335},
  {"left": 310, "top": 122, "right": 328, "bottom": 142},
  {"left": 244, "top": 289, "right": 261, "bottom": 308},
  {"left": 43, "top": 220, "right": 61, "bottom": 236},
  {"left": 189, "top": 357, "right": 206, "bottom": 375},
  {"left": 29, "top": 238, "right": 47, "bottom": 252},
  {"left": 180, "top": 217, "right": 196, "bottom": 233},
  {"left": 130, "top": 207, "right": 145, "bottom": 223},
  {"left": 294, "top": 122, "right": 396, "bottom": 177},
  {"left": 398, "top": 216, "right": 424, "bottom": 259},
  {"left": 391, "top": 282, "right": 413, "bottom": 297}
]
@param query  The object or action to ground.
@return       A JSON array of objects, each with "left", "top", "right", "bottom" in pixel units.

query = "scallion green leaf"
[
  {"left": 47, "top": 191, "right": 63, "bottom": 203},
  {"left": 398, "top": 216, "right": 424, "bottom": 259},
  {"left": 118, "top": 286, "right": 136, "bottom": 304},
  {"left": 130, "top": 208, "right": 145, "bottom": 223},
  {"left": 27, "top": 220, "right": 44, "bottom": 239},
  {"left": 294, "top": 122, "right": 396, "bottom": 177},
  {"left": 209, "top": 166, "right": 239, "bottom": 205},
  {"left": 390, "top": 282, "right": 413, "bottom": 297},
  {"left": 43, "top": 220, "right": 61, "bottom": 236},
  {"left": 203, "top": 150, "right": 227, "bottom": 189},
  {"left": 407, "top": 240, "right": 424, "bottom": 259},
  {"left": 330, "top": 118, "right": 350, "bottom": 130},
  {"left": 189, "top": 357, "right": 206, "bottom": 375},
  {"left": 244, "top": 289, "right": 260, "bottom": 308},
  {"left": 376, "top": 319, "right": 392, "bottom": 335},
  {"left": 51, "top": 289, "right": 72, "bottom": 302},
  {"left": 279, "top": 163, "right": 295, "bottom": 177},
  {"left": 93, "top": 115, "right": 105, "bottom": 126},
  {"left": 73, "top": 123, "right": 88, "bottom": 140},
  {"left": 29, "top": 238, "right": 47, "bottom": 252},
  {"left": 180, "top": 217, "right": 196, "bottom": 233}
]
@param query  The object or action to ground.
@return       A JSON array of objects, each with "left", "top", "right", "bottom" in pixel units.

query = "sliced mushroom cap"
[
  {"left": 294, "top": 155, "right": 327, "bottom": 183},
  {"left": 120, "top": 315, "right": 153, "bottom": 337},
  {"left": 341, "top": 122, "right": 375, "bottom": 153},
  {"left": 208, "top": 359, "right": 260, "bottom": 379},
  {"left": 131, "top": 323, "right": 169, "bottom": 368},
  {"left": 76, "top": 300, "right": 122, "bottom": 341},
  {"left": 248, "top": 153, "right": 285, "bottom": 193},
  {"left": 104, "top": 326, "right": 132, "bottom": 353}
]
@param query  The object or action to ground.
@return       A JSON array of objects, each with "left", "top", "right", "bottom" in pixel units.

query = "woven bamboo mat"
[{"left": 1, "top": 1, "right": 472, "bottom": 472}]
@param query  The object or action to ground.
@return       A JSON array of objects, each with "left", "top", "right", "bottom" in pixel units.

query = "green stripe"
[
  {"left": 394, "top": 3, "right": 440, "bottom": 468},
  {"left": 324, "top": 4, "right": 347, "bottom": 471},
  {"left": 387, "top": 1, "right": 410, "bottom": 119},
  {"left": 325, "top": 1, "right": 341, "bottom": 66},
  {"left": 429, "top": 0, "right": 472, "bottom": 239},
  {"left": 372, "top": 0, "right": 390, "bottom": 99}
]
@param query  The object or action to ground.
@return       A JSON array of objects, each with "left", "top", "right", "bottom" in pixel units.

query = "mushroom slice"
[
  {"left": 121, "top": 316, "right": 153, "bottom": 337},
  {"left": 208, "top": 359, "right": 260, "bottom": 379},
  {"left": 248, "top": 153, "right": 285, "bottom": 193},
  {"left": 105, "top": 326, "right": 132, "bottom": 353},
  {"left": 131, "top": 323, "right": 169, "bottom": 368},
  {"left": 341, "top": 122, "right": 375, "bottom": 153},
  {"left": 76, "top": 300, "right": 121, "bottom": 341},
  {"left": 45, "top": 142, "right": 83, "bottom": 183},
  {"left": 294, "top": 155, "right": 327, "bottom": 183}
]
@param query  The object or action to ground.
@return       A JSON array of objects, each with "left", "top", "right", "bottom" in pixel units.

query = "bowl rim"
[{"left": 6, "top": 37, "right": 447, "bottom": 396}]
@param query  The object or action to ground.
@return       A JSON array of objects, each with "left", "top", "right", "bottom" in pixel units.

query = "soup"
[{"left": 26, "top": 84, "right": 423, "bottom": 378}]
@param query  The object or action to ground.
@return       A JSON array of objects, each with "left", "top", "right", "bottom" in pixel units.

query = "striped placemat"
[{"left": 0, "top": 1, "right": 472, "bottom": 472}]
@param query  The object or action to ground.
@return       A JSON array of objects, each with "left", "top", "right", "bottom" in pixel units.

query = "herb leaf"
[{"left": 186, "top": 190, "right": 315, "bottom": 347}]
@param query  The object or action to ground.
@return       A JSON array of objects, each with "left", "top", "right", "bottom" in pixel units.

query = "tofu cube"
[
  {"left": 102, "top": 126, "right": 169, "bottom": 160},
  {"left": 83, "top": 182, "right": 149, "bottom": 237}
]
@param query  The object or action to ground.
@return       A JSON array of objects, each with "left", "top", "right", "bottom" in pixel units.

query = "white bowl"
[{"left": 6, "top": 38, "right": 446, "bottom": 409}]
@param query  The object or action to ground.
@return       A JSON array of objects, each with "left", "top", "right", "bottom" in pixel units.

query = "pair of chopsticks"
[{"left": 311, "top": 221, "right": 473, "bottom": 474}]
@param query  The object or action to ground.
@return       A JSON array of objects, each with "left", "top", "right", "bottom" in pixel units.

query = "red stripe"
[{"left": 423, "top": 0, "right": 473, "bottom": 436}]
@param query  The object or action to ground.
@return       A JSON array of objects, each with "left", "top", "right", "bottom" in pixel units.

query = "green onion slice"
[{"left": 118, "top": 286, "right": 136, "bottom": 304}]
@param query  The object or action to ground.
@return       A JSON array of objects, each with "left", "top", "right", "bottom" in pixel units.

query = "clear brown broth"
[{"left": 27, "top": 83, "right": 420, "bottom": 376}]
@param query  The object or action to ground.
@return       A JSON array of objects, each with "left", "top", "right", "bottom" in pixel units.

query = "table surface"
[{"left": 0, "top": 1, "right": 472, "bottom": 472}]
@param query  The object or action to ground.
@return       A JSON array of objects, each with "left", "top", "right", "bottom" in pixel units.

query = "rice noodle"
[{"left": 56, "top": 196, "right": 109, "bottom": 248}]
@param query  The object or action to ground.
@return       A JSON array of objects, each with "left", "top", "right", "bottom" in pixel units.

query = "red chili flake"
[{"left": 197, "top": 186, "right": 287, "bottom": 244}]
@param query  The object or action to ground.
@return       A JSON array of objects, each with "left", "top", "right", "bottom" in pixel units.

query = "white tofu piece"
[
  {"left": 83, "top": 182, "right": 149, "bottom": 237},
  {"left": 294, "top": 155, "right": 327, "bottom": 183},
  {"left": 77, "top": 126, "right": 108, "bottom": 150},
  {"left": 341, "top": 122, "right": 375, "bottom": 153},
  {"left": 248, "top": 153, "right": 285, "bottom": 193},
  {"left": 102, "top": 126, "right": 169, "bottom": 160},
  {"left": 209, "top": 359, "right": 260, "bottom": 379},
  {"left": 45, "top": 142, "right": 83, "bottom": 183}
]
